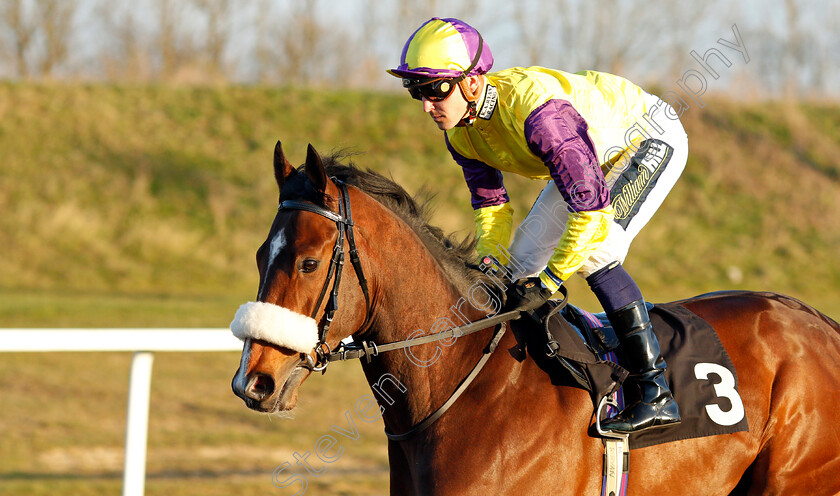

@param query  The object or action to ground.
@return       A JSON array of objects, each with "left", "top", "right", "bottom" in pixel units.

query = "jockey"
[{"left": 388, "top": 17, "right": 687, "bottom": 433}]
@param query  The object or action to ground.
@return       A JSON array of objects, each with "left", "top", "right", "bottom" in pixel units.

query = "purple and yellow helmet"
[{"left": 387, "top": 17, "right": 493, "bottom": 80}]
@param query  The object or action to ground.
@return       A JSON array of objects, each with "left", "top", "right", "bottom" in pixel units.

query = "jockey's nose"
[
  {"left": 422, "top": 98, "right": 434, "bottom": 112},
  {"left": 243, "top": 373, "right": 276, "bottom": 402}
]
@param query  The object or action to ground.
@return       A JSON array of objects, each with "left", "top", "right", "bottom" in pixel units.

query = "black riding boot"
[{"left": 600, "top": 299, "right": 681, "bottom": 433}]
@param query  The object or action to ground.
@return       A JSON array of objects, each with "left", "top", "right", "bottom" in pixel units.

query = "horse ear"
[
  {"left": 273, "top": 140, "right": 296, "bottom": 191},
  {"left": 304, "top": 143, "right": 327, "bottom": 194}
]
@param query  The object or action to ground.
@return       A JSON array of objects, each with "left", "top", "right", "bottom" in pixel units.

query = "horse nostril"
[{"left": 246, "top": 373, "right": 275, "bottom": 401}]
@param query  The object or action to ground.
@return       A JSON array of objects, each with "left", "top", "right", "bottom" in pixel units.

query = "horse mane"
[{"left": 317, "top": 154, "right": 498, "bottom": 298}]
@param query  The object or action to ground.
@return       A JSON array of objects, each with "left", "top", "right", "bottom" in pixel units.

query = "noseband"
[{"left": 278, "top": 178, "right": 371, "bottom": 370}]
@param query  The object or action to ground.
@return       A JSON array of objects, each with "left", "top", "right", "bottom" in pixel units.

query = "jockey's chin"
[{"left": 423, "top": 92, "right": 468, "bottom": 131}]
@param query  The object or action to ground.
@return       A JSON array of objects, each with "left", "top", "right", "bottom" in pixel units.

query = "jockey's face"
[{"left": 421, "top": 76, "right": 480, "bottom": 131}]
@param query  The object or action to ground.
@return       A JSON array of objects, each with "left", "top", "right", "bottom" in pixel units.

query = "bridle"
[
  {"left": 277, "top": 178, "right": 371, "bottom": 371},
  {"left": 275, "top": 176, "right": 525, "bottom": 441}
]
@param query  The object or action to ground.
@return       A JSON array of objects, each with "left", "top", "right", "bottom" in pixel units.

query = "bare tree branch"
[
  {"left": 97, "top": 0, "right": 149, "bottom": 81},
  {"left": 193, "top": 0, "right": 232, "bottom": 77},
  {"left": 253, "top": 0, "right": 274, "bottom": 83},
  {"left": 0, "top": 0, "right": 37, "bottom": 77},
  {"left": 155, "top": 0, "right": 197, "bottom": 81},
  {"left": 34, "top": 0, "right": 75, "bottom": 77},
  {"left": 512, "top": 0, "right": 562, "bottom": 67}
]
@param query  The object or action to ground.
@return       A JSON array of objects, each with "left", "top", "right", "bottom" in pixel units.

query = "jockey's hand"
[{"left": 504, "top": 277, "right": 553, "bottom": 313}]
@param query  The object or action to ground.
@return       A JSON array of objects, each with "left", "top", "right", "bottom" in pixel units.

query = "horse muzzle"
[{"left": 233, "top": 364, "right": 311, "bottom": 412}]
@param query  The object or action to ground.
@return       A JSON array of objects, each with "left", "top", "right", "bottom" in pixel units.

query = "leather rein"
[{"left": 276, "top": 177, "right": 520, "bottom": 441}]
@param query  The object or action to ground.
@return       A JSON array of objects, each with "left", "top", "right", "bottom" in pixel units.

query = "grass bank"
[{"left": 1, "top": 83, "right": 838, "bottom": 320}]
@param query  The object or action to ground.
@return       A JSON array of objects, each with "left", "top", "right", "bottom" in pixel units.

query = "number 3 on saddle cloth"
[{"left": 519, "top": 298, "right": 750, "bottom": 449}]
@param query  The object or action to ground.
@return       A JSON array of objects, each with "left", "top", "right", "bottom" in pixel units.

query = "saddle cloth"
[{"left": 524, "top": 300, "right": 750, "bottom": 449}]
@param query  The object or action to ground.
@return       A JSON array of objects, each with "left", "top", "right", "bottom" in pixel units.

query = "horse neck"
[{"left": 352, "top": 194, "right": 500, "bottom": 435}]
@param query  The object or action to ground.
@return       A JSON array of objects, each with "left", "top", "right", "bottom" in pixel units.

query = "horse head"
[{"left": 231, "top": 141, "right": 371, "bottom": 413}]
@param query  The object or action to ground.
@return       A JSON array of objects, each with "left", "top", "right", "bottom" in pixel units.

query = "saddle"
[{"left": 517, "top": 297, "right": 749, "bottom": 449}]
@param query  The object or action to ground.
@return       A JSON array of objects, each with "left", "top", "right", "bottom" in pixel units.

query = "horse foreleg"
[{"left": 387, "top": 440, "right": 418, "bottom": 496}]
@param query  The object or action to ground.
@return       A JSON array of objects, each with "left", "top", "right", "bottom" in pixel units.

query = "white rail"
[{"left": 0, "top": 329, "right": 242, "bottom": 496}]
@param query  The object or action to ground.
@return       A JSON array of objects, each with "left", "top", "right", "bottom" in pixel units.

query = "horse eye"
[{"left": 301, "top": 259, "right": 319, "bottom": 273}]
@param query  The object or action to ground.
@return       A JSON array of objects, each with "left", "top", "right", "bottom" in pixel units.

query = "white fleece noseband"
[{"left": 230, "top": 301, "right": 319, "bottom": 353}]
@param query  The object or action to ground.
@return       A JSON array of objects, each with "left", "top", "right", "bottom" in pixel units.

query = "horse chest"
[{"left": 392, "top": 385, "right": 602, "bottom": 495}]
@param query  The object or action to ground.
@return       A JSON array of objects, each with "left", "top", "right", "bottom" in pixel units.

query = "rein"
[{"left": 326, "top": 309, "right": 521, "bottom": 362}]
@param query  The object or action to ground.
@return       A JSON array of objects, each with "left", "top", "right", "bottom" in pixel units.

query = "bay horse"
[{"left": 231, "top": 142, "right": 840, "bottom": 495}]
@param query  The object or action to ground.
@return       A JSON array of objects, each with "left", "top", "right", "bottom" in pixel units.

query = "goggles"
[
  {"left": 398, "top": 31, "right": 484, "bottom": 103},
  {"left": 403, "top": 77, "right": 462, "bottom": 102}
]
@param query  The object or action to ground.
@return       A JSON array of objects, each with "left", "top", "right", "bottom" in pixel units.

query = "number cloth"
[{"left": 539, "top": 300, "right": 750, "bottom": 449}]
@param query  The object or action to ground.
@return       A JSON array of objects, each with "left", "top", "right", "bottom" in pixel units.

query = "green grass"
[
  {"left": 1, "top": 83, "right": 840, "bottom": 494},
  {"left": 0, "top": 350, "right": 389, "bottom": 495},
  {"left": 0, "top": 289, "right": 248, "bottom": 327}
]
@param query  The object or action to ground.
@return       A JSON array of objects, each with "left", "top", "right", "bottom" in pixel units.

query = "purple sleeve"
[
  {"left": 523, "top": 99, "right": 610, "bottom": 212},
  {"left": 445, "top": 134, "right": 510, "bottom": 210}
]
